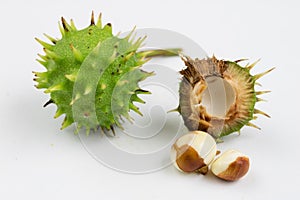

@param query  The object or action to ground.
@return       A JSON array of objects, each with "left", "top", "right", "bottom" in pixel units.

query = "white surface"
[{"left": 1, "top": 0, "right": 300, "bottom": 199}]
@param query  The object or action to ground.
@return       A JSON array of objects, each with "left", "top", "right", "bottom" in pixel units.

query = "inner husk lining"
[{"left": 200, "top": 76, "right": 236, "bottom": 118}]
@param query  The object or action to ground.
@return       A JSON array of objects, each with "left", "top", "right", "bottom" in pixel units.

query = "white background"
[{"left": 1, "top": 0, "right": 300, "bottom": 199}]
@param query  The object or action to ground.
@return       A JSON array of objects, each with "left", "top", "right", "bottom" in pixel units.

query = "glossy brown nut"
[
  {"left": 171, "top": 131, "right": 217, "bottom": 174},
  {"left": 211, "top": 149, "right": 250, "bottom": 181}
]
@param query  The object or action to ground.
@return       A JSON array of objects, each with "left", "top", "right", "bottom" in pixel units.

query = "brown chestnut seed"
[
  {"left": 211, "top": 149, "right": 250, "bottom": 181},
  {"left": 170, "top": 131, "right": 217, "bottom": 174},
  {"left": 175, "top": 145, "right": 206, "bottom": 172}
]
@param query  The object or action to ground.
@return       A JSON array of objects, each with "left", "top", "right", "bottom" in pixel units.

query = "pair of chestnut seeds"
[{"left": 170, "top": 131, "right": 250, "bottom": 181}]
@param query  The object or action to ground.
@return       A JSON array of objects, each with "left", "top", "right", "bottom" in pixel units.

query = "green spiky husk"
[
  {"left": 179, "top": 56, "right": 273, "bottom": 139},
  {"left": 34, "top": 13, "right": 180, "bottom": 133}
]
